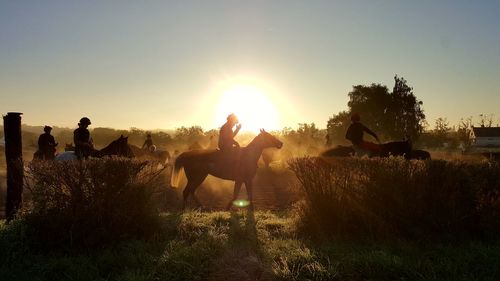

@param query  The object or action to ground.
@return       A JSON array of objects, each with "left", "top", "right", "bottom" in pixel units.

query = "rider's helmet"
[
  {"left": 351, "top": 112, "right": 361, "bottom": 122},
  {"left": 43, "top": 125, "right": 52, "bottom": 132},
  {"left": 79, "top": 117, "right": 91, "bottom": 125},
  {"left": 227, "top": 113, "right": 238, "bottom": 123}
]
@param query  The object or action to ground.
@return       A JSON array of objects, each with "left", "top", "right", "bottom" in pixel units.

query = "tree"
[
  {"left": 326, "top": 111, "right": 351, "bottom": 145},
  {"left": 347, "top": 83, "right": 392, "bottom": 138},
  {"left": 434, "top": 117, "right": 450, "bottom": 139},
  {"left": 457, "top": 117, "right": 473, "bottom": 147},
  {"left": 340, "top": 75, "right": 425, "bottom": 141},
  {"left": 391, "top": 75, "right": 425, "bottom": 140},
  {"left": 174, "top": 126, "right": 204, "bottom": 143},
  {"left": 478, "top": 114, "right": 494, "bottom": 127},
  {"left": 296, "top": 123, "right": 321, "bottom": 140}
]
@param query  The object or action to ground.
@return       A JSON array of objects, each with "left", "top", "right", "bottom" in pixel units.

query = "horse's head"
[
  {"left": 251, "top": 129, "right": 283, "bottom": 150},
  {"left": 101, "top": 135, "right": 134, "bottom": 158}
]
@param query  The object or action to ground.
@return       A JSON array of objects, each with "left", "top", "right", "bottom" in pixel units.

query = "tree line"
[
  {"left": 2, "top": 75, "right": 498, "bottom": 152},
  {"left": 326, "top": 75, "right": 498, "bottom": 149}
]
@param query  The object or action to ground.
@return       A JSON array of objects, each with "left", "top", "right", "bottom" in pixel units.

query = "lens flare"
[{"left": 233, "top": 199, "right": 250, "bottom": 208}]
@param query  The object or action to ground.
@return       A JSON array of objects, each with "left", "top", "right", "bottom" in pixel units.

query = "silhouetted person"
[
  {"left": 218, "top": 113, "right": 241, "bottom": 153},
  {"left": 142, "top": 133, "right": 154, "bottom": 150},
  {"left": 37, "top": 126, "right": 57, "bottom": 160},
  {"left": 345, "top": 113, "right": 381, "bottom": 156},
  {"left": 74, "top": 117, "right": 93, "bottom": 159}
]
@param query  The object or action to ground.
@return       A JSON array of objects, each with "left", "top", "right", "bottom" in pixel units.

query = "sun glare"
[{"left": 213, "top": 83, "right": 280, "bottom": 133}]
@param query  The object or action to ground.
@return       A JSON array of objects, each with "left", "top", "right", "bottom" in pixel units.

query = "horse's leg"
[
  {"left": 226, "top": 181, "right": 242, "bottom": 211},
  {"left": 191, "top": 178, "right": 205, "bottom": 208},
  {"left": 183, "top": 170, "right": 207, "bottom": 210},
  {"left": 182, "top": 181, "right": 194, "bottom": 209},
  {"left": 245, "top": 180, "right": 254, "bottom": 209}
]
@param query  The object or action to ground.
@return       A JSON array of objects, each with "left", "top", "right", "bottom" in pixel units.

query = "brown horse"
[
  {"left": 321, "top": 140, "right": 412, "bottom": 158},
  {"left": 170, "top": 129, "right": 283, "bottom": 209}
]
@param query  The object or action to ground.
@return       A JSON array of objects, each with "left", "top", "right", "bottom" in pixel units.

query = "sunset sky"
[{"left": 1, "top": 1, "right": 499, "bottom": 131}]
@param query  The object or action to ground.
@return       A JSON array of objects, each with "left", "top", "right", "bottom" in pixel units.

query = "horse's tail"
[{"left": 170, "top": 153, "right": 185, "bottom": 188}]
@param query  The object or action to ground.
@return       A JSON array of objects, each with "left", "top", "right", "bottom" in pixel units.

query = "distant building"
[{"left": 471, "top": 127, "right": 500, "bottom": 147}]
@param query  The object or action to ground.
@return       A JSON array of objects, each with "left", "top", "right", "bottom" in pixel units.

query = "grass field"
[
  {"left": 2, "top": 210, "right": 499, "bottom": 281},
  {"left": 0, "top": 153, "right": 499, "bottom": 280}
]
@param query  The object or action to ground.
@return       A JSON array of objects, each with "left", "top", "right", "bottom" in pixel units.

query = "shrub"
[
  {"left": 22, "top": 158, "right": 164, "bottom": 250},
  {"left": 289, "top": 157, "right": 500, "bottom": 241}
]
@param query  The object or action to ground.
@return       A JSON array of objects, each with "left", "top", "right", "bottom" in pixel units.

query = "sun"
[{"left": 214, "top": 83, "right": 280, "bottom": 133}]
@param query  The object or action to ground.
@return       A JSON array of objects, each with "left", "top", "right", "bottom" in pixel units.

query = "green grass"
[{"left": 1, "top": 210, "right": 499, "bottom": 281}]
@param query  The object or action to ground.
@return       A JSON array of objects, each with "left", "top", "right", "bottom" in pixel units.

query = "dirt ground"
[{"left": 159, "top": 164, "right": 301, "bottom": 211}]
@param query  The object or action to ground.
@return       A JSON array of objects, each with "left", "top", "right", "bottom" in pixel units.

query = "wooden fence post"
[{"left": 3, "top": 112, "right": 23, "bottom": 222}]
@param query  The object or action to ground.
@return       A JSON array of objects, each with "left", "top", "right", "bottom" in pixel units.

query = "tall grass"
[
  {"left": 21, "top": 158, "right": 165, "bottom": 249},
  {"left": 289, "top": 157, "right": 500, "bottom": 241}
]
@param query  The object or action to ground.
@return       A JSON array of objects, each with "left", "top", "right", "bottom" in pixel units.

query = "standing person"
[
  {"left": 37, "top": 126, "right": 58, "bottom": 160},
  {"left": 142, "top": 133, "right": 154, "bottom": 150},
  {"left": 74, "top": 117, "right": 93, "bottom": 159},
  {"left": 345, "top": 113, "right": 381, "bottom": 156},
  {"left": 218, "top": 113, "right": 241, "bottom": 153}
]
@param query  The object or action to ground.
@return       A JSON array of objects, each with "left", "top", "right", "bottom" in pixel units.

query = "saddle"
[{"left": 210, "top": 148, "right": 242, "bottom": 178}]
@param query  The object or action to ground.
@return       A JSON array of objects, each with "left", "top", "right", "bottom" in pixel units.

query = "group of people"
[
  {"left": 36, "top": 117, "right": 94, "bottom": 160},
  {"left": 217, "top": 112, "right": 382, "bottom": 157},
  {"left": 37, "top": 114, "right": 243, "bottom": 161},
  {"left": 37, "top": 117, "right": 161, "bottom": 160},
  {"left": 37, "top": 111, "right": 380, "bottom": 160},
  {"left": 216, "top": 112, "right": 384, "bottom": 158}
]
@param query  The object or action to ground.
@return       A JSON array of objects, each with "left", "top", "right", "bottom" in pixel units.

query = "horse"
[
  {"left": 321, "top": 140, "right": 413, "bottom": 159},
  {"left": 377, "top": 140, "right": 412, "bottom": 159},
  {"left": 170, "top": 129, "right": 283, "bottom": 209},
  {"left": 128, "top": 144, "right": 171, "bottom": 165},
  {"left": 409, "top": 149, "right": 431, "bottom": 160},
  {"left": 55, "top": 135, "right": 134, "bottom": 161},
  {"left": 33, "top": 147, "right": 57, "bottom": 160},
  {"left": 320, "top": 145, "right": 355, "bottom": 157}
]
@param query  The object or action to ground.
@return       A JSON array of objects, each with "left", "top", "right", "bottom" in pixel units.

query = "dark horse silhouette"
[
  {"left": 170, "top": 129, "right": 283, "bottom": 209},
  {"left": 377, "top": 140, "right": 412, "bottom": 159},
  {"left": 321, "top": 140, "right": 414, "bottom": 159},
  {"left": 55, "top": 135, "right": 134, "bottom": 161},
  {"left": 320, "top": 145, "right": 355, "bottom": 157}
]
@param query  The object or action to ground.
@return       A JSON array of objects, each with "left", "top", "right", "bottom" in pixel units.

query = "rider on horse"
[
  {"left": 142, "top": 133, "right": 154, "bottom": 151},
  {"left": 218, "top": 113, "right": 242, "bottom": 153},
  {"left": 74, "top": 117, "right": 94, "bottom": 159},
  {"left": 217, "top": 113, "right": 242, "bottom": 168},
  {"left": 37, "top": 126, "right": 58, "bottom": 160},
  {"left": 345, "top": 113, "right": 381, "bottom": 156}
]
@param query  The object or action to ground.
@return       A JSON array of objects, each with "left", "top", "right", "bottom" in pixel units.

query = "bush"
[
  {"left": 289, "top": 157, "right": 500, "bottom": 241},
  {"left": 22, "top": 158, "right": 164, "bottom": 250}
]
